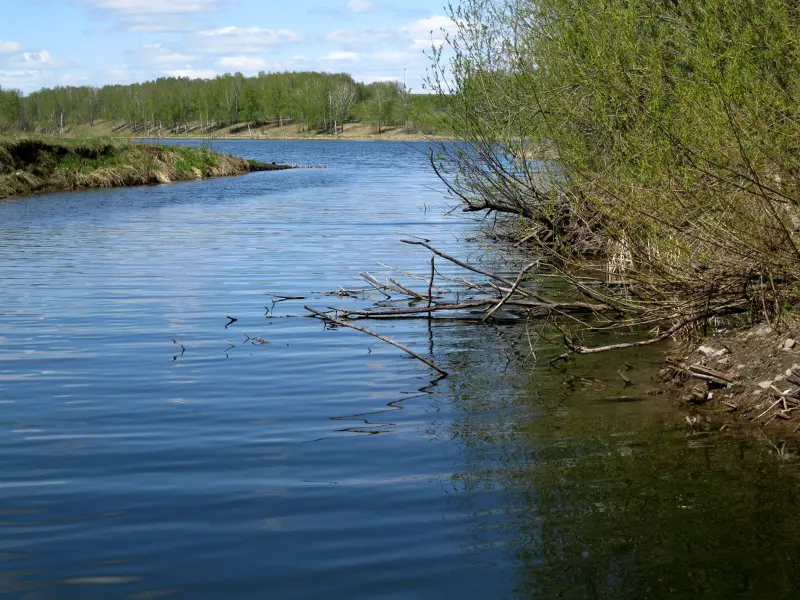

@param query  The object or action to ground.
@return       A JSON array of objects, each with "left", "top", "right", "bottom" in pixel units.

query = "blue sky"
[{"left": 0, "top": 0, "right": 455, "bottom": 93}]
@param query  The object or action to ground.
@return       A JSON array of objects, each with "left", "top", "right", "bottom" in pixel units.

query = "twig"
[
  {"left": 376, "top": 262, "right": 429, "bottom": 282},
  {"left": 388, "top": 278, "right": 427, "bottom": 300},
  {"left": 265, "top": 294, "right": 307, "bottom": 301},
  {"left": 514, "top": 231, "right": 539, "bottom": 248},
  {"left": 359, "top": 272, "right": 391, "bottom": 299},
  {"left": 400, "top": 239, "right": 533, "bottom": 296},
  {"left": 170, "top": 338, "right": 185, "bottom": 352},
  {"left": 303, "top": 306, "right": 449, "bottom": 376},
  {"left": 754, "top": 399, "right": 783, "bottom": 421},
  {"left": 565, "top": 305, "right": 746, "bottom": 354},
  {"left": 341, "top": 300, "right": 494, "bottom": 317},
  {"left": 427, "top": 256, "right": 435, "bottom": 310},
  {"left": 225, "top": 315, "right": 238, "bottom": 328},
  {"left": 483, "top": 261, "right": 537, "bottom": 321}
]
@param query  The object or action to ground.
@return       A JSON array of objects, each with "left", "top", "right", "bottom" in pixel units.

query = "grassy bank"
[{"left": 0, "top": 137, "right": 289, "bottom": 199}]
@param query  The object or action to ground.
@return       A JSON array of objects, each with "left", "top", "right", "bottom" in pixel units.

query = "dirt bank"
[
  {"left": 659, "top": 324, "right": 800, "bottom": 434},
  {"left": 0, "top": 137, "right": 291, "bottom": 200}
]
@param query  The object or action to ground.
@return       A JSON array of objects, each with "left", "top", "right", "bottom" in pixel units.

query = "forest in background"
[{"left": 0, "top": 71, "right": 446, "bottom": 136}]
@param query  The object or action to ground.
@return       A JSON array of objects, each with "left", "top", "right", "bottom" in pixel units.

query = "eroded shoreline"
[{"left": 0, "top": 137, "right": 291, "bottom": 200}]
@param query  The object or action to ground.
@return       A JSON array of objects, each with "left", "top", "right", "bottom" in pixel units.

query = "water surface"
[{"left": 1, "top": 140, "right": 800, "bottom": 599}]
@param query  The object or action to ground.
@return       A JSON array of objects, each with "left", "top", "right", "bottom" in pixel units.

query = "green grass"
[{"left": 0, "top": 136, "right": 280, "bottom": 199}]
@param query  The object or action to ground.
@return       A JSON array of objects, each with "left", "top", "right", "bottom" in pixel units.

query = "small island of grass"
[{"left": 0, "top": 137, "right": 291, "bottom": 200}]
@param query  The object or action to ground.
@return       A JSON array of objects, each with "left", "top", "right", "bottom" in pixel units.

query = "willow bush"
[{"left": 430, "top": 0, "right": 800, "bottom": 339}]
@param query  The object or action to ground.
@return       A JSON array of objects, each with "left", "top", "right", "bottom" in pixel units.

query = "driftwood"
[
  {"left": 339, "top": 297, "right": 606, "bottom": 320},
  {"left": 688, "top": 364, "right": 737, "bottom": 386},
  {"left": 303, "top": 306, "right": 449, "bottom": 376}
]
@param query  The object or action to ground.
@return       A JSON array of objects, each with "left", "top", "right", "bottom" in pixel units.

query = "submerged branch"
[{"left": 303, "top": 305, "right": 449, "bottom": 376}]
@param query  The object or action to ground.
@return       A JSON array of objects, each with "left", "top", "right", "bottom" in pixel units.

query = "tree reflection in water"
[{"left": 440, "top": 320, "right": 800, "bottom": 600}]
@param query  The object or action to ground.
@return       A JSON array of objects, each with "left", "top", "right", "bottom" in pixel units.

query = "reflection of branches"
[{"left": 306, "top": 380, "right": 444, "bottom": 443}]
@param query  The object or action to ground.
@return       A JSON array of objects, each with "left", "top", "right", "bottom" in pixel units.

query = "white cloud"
[
  {"left": 84, "top": 0, "right": 223, "bottom": 31},
  {"left": 400, "top": 15, "right": 456, "bottom": 50},
  {"left": 347, "top": 0, "right": 372, "bottom": 12},
  {"left": 0, "top": 70, "right": 45, "bottom": 92},
  {"left": 325, "top": 28, "right": 393, "bottom": 47},
  {"left": 373, "top": 50, "right": 415, "bottom": 64},
  {"left": 193, "top": 26, "right": 299, "bottom": 54},
  {"left": 100, "top": 65, "right": 147, "bottom": 84},
  {"left": 92, "top": 0, "right": 219, "bottom": 14},
  {"left": 9, "top": 51, "right": 67, "bottom": 70},
  {"left": 217, "top": 56, "right": 266, "bottom": 72},
  {"left": 137, "top": 44, "right": 196, "bottom": 66},
  {"left": 325, "top": 51, "right": 359, "bottom": 62},
  {"left": 0, "top": 40, "right": 23, "bottom": 53},
  {"left": 163, "top": 67, "right": 217, "bottom": 79}
]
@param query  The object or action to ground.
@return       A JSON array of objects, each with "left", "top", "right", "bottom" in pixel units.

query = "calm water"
[{"left": 2, "top": 141, "right": 800, "bottom": 599}]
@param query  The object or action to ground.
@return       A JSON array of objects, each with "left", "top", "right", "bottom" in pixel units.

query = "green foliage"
[
  {"left": 0, "top": 71, "right": 428, "bottom": 134},
  {"left": 0, "top": 137, "right": 257, "bottom": 199},
  {"left": 429, "top": 0, "right": 800, "bottom": 329},
  {"left": 0, "top": 87, "right": 22, "bottom": 131}
]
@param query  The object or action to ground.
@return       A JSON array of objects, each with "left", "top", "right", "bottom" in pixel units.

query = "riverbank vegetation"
[
  {"left": 429, "top": 0, "right": 800, "bottom": 354},
  {"left": 0, "top": 137, "right": 288, "bottom": 199},
  {"left": 0, "top": 72, "right": 447, "bottom": 139}
]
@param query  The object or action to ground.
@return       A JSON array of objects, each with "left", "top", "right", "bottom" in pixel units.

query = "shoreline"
[
  {"left": 131, "top": 135, "right": 453, "bottom": 142},
  {"left": 0, "top": 137, "right": 291, "bottom": 200},
  {"left": 29, "top": 120, "right": 452, "bottom": 144},
  {"left": 663, "top": 326, "right": 800, "bottom": 435}
]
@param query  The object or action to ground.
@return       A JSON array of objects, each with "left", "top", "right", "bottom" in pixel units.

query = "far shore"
[{"left": 48, "top": 121, "right": 453, "bottom": 144}]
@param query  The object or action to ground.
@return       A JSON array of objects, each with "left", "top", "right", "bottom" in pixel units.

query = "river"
[{"left": 2, "top": 140, "right": 800, "bottom": 599}]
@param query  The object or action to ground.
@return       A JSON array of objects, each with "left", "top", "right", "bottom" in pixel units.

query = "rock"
[
  {"left": 753, "top": 390, "right": 763, "bottom": 396},
  {"left": 783, "top": 339, "right": 798, "bottom": 351},
  {"left": 758, "top": 380, "right": 774, "bottom": 389},
  {"left": 755, "top": 325, "right": 775, "bottom": 337},
  {"left": 698, "top": 345, "right": 727, "bottom": 358},
  {"left": 717, "top": 357, "right": 730, "bottom": 367}
]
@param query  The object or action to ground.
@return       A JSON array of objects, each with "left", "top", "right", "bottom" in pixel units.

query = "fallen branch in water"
[
  {"left": 564, "top": 303, "right": 748, "bottom": 354},
  {"left": 427, "top": 256, "right": 435, "bottom": 310},
  {"left": 484, "top": 261, "right": 537, "bottom": 321},
  {"left": 400, "top": 239, "right": 533, "bottom": 296},
  {"left": 303, "top": 305, "right": 449, "bottom": 376}
]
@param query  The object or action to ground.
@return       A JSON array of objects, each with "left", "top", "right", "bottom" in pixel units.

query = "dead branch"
[
  {"left": 303, "top": 305, "right": 449, "bottom": 376},
  {"left": 484, "top": 261, "right": 538, "bottom": 321},
  {"left": 427, "top": 256, "right": 435, "bottom": 310},
  {"left": 688, "top": 365, "right": 737, "bottom": 385},
  {"left": 388, "top": 278, "right": 429, "bottom": 301},
  {"left": 376, "top": 262, "right": 430, "bottom": 282},
  {"left": 400, "top": 239, "right": 534, "bottom": 296},
  {"left": 359, "top": 272, "right": 391, "bottom": 299},
  {"left": 565, "top": 302, "right": 748, "bottom": 354}
]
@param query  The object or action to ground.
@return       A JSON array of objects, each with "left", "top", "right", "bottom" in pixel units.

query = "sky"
[{"left": 0, "top": 0, "right": 456, "bottom": 94}]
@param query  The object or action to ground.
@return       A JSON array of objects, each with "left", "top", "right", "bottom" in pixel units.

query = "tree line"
[{"left": 0, "top": 71, "right": 425, "bottom": 134}]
